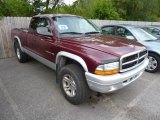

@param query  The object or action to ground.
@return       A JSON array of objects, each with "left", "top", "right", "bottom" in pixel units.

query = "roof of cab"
[
  {"left": 33, "top": 14, "right": 81, "bottom": 18},
  {"left": 101, "top": 24, "right": 139, "bottom": 29}
]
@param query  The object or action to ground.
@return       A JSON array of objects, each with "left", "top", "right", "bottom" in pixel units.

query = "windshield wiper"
[
  {"left": 84, "top": 31, "right": 101, "bottom": 34},
  {"left": 60, "top": 32, "right": 83, "bottom": 35},
  {"left": 60, "top": 31, "right": 101, "bottom": 36},
  {"left": 145, "top": 39, "right": 160, "bottom": 41}
]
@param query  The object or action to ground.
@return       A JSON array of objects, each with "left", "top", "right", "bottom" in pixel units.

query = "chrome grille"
[{"left": 120, "top": 49, "right": 148, "bottom": 72}]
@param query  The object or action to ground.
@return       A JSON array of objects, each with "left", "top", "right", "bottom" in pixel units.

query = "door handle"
[
  {"left": 46, "top": 36, "right": 52, "bottom": 39},
  {"left": 40, "top": 39, "right": 44, "bottom": 41}
]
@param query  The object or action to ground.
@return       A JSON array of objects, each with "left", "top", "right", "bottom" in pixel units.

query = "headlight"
[{"left": 95, "top": 62, "right": 120, "bottom": 75}]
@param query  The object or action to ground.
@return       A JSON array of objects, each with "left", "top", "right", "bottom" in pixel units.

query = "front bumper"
[{"left": 85, "top": 58, "right": 149, "bottom": 93}]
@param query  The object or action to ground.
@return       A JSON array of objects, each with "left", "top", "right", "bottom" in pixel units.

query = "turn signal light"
[{"left": 95, "top": 69, "right": 120, "bottom": 75}]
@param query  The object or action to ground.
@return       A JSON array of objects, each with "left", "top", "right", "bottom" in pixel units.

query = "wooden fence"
[
  {"left": 0, "top": 17, "right": 31, "bottom": 59},
  {"left": 0, "top": 17, "right": 160, "bottom": 59}
]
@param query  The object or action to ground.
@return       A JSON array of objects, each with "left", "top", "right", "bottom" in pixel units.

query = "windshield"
[
  {"left": 129, "top": 27, "right": 157, "bottom": 41},
  {"left": 52, "top": 16, "right": 100, "bottom": 35},
  {"left": 142, "top": 27, "right": 160, "bottom": 38}
]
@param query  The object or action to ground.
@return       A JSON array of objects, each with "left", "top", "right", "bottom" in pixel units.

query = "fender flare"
[
  {"left": 56, "top": 51, "right": 88, "bottom": 72},
  {"left": 14, "top": 36, "right": 24, "bottom": 51}
]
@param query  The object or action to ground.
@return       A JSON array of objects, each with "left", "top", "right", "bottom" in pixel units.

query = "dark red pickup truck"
[{"left": 11, "top": 14, "right": 149, "bottom": 105}]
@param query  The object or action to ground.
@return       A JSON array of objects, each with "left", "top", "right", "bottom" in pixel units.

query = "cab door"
[
  {"left": 35, "top": 17, "right": 58, "bottom": 62},
  {"left": 27, "top": 17, "right": 40, "bottom": 54}
]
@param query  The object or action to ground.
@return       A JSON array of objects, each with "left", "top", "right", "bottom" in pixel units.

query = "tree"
[
  {"left": 74, "top": 0, "right": 96, "bottom": 18},
  {"left": 0, "top": 0, "right": 32, "bottom": 16},
  {"left": 113, "top": 0, "right": 160, "bottom": 21},
  {"left": 93, "top": 0, "right": 121, "bottom": 20},
  {"left": 30, "top": 0, "right": 60, "bottom": 14},
  {"left": 0, "top": 0, "right": 160, "bottom": 21}
]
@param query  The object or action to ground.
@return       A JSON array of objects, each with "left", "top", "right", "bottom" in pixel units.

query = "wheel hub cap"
[
  {"left": 62, "top": 74, "right": 76, "bottom": 97},
  {"left": 146, "top": 56, "right": 157, "bottom": 71},
  {"left": 16, "top": 48, "right": 21, "bottom": 59}
]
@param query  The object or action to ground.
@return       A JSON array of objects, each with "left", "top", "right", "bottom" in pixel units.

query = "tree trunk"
[
  {"left": 52, "top": 0, "right": 59, "bottom": 9},
  {"left": 46, "top": 0, "right": 50, "bottom": 10}
]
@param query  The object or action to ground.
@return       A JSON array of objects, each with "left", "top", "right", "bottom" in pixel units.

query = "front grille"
[
  {"left": 122, "top": 61, "right": 137, "bottom": 69},
  {"left": 122, "top": 54, "right": 138, "bottom": 63},
  {"left": 139, "top": 50, "right": 147, "bottom": 57},
  {"left": 120, "top": 49, "right": 147, "bottom": 72}
]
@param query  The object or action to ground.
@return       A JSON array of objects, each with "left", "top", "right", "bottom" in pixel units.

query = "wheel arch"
[
  {"left": 148, "top": 51, "right": 160, "bottom": 58},
  {"left": 13, "top": 36, "right": 23, "bottom": 52},
  {"left": 56, "top": 51, "right": 88, "bottom": 72}
]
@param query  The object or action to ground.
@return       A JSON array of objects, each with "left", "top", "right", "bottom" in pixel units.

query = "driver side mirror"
[
  {"left": 36, "top": 27, "right": 52, "bottom": 36},
  {"left": 126, "top": 35, "right": 135, "bottom": 40}
]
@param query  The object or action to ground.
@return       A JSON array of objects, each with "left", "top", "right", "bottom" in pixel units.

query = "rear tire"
[
  {"left": 59, "top": 64, "right": 89, "bottom": 105},
  {"left": 14, "top": 41, "right": 29, "bottom": 63},
  {"left": 145, "top": 53, "right": 160, "bottom": 73}
]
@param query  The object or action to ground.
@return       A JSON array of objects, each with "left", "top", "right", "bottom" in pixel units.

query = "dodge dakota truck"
[{"left": 11, "top": 14, "right": 149, "bottom": 105}]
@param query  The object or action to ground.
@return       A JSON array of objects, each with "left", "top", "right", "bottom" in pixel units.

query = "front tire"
[
  {"left": 59, "top": 64, "right": 89, "bottom": 105},
  {"left": 14, "top": 41, "right": 29, "bottom": 63},
  {"left": 145, "top": 53, "right": 160, "bottom": 73}
]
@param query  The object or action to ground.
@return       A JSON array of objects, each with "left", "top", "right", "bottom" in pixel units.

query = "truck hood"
[{"left": 60, "top": 35, "right": 145, "bottom": 57}]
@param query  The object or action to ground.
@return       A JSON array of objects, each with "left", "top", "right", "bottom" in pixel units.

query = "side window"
[
  {"left": 116, "top": 27, "right": 132, "bottom": 37},
  {"left": 36, "top": 18, "right": 52, "bottom": 36},
  {"left": 152, "top": 29, "right": 160, "bottom": 35},
  {"left": 101, "top": 26, "right": 115, "bottom": 35},
  {"left": 30, "top": 18, "right": 39, "bottom": 33},
  {"left": 30, "top": 17, "right": 52, "bottom": 36},
  {"left": 143, "top": 27, "right": 152, "bottom": 34}
]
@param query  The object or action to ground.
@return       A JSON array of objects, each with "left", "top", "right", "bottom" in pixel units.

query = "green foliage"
[
  {"left": 52, "top": 0, "right": 96, "bottom": 18},
  {"left": 0, "top": 0, "right": 33, "bottom": 16},
  {"left": 74, "top": 0, "right": 96, "bottom": 18},
  {"left": 0, "top": 0, "right": 160, "bottom": 21},
  {"left": 113, "top": 0, "right": 160, "bottom": 21},
  {"left": 125, "top": 0, "right": 159, "bottom": 21},
  {"left": 92, "top": 0, "right": 121, "bottom": 20},
  {"left": 30, "top": 0, "right": 60, "bottom": 15}
]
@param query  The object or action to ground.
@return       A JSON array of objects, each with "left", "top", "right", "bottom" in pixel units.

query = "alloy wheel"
[{"left": 62, "top": 74, "right": 77, "bottom": 97}]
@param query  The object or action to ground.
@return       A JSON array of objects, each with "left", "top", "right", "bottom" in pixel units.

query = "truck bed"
[{"left": 11, "top": 28, "right": 29, "bottom": 47}]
